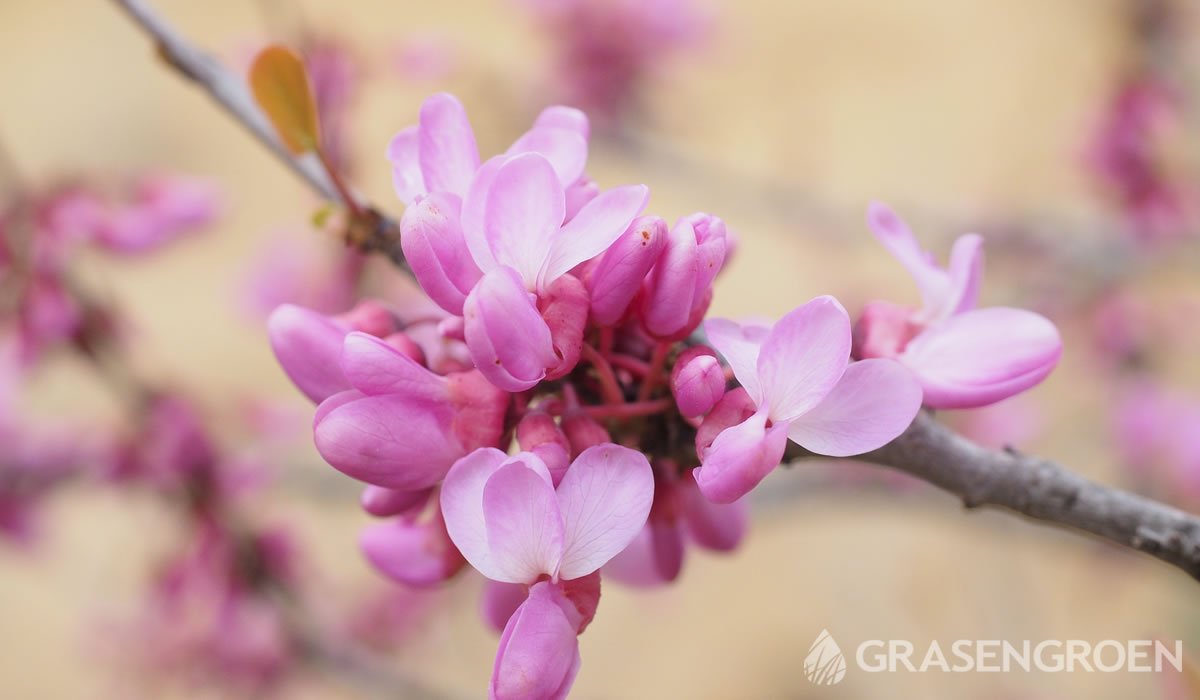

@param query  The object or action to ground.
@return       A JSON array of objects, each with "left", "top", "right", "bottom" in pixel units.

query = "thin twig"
[
  {"left": 787, "top": 413, "right": 1200, "bottom": 581},
  {"left": 109, "top": 0, "right": 406, "bottom": 268}
]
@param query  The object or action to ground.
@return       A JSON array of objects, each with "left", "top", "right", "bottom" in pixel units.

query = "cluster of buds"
[
  {"left": 105, "top": 394, "right": 310, "bottom": 690},
  {"left": 269, "top": 92, "right": 1063, "bottom": 699}
]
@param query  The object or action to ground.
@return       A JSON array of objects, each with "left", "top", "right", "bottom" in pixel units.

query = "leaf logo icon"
[{"left": 805, "top": 629, "right": 847, "bottom": 685}]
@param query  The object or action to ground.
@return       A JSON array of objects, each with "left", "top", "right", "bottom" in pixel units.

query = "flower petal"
[
  {"left": 756, "top": 296, "right": 851, "bottom": 422},
  {"left": 463, "top": 267, "right": 557, "bottom": 392},
  {"left": 786, "top": 359, "right": 922, "bottom": 456},
  {"left": 485, "top": 153, "right": 565, "bottom": 287},
  {"left": 946, "top": 233, "right": 983, "bottom": 315},
  {"left": 267, "top": 304, "right": 350, "bottom": 403},
  {"left": 603, "top": 519, "right": 684, "bottom": 587},
  {"left": 692, "top": 411, "right": 789, "bottom": 504},
  {"left": 490, "top": 582, "right": 580, "bottom": 700},
  {"left": 901, "top": 307, "right": 1062, "bottom": 409},
  {"left": 701, "top": 318, "right": 768, "bottom": 404},
  {"left": 313, "top": 394, "right": 462, "bottom": 490},
  {"left": 534, "top": 105, "right": 590, "bottom": 141},
  {"left": 441, "top": 447, "right": 511, "bottom": 581},
  {"left": 483, "top": 460, "right": 565, "bottom": 583},
  {"left": 554, "top": 444, "right": 654, "bottom": 580},
  {"left": 360, "top": 485, "right": 432, "bottom": 518},
  {"left": 461, "top": 157, "right": 504, "bottom": 271},
  {"left": 360, "top": 511, "right": 465, "bottom": 587},
  {"left": 417, "top": 93, "right": 480, "bottom": 196},
  {"left": 386, "top": 126, "right": 423, "bottom": 205},
  {"left": 540, "top": 184, "right": 649, "bottom": 288},
  {"left": 341, "top": 332, "right": 446, "bottom": 399},
  {"left": 399, "top": 191, "right": 482, "bottom": 315},
  {"left": 507, "top": 127, "right": 588, "bottom": 188},
  {"left": 866, "top": 201, "right": 953, "bottom": 317}
]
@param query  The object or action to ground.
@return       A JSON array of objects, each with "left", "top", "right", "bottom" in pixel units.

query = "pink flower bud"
[
  {"left": 561, "top": 412, "right": 610, "bottom": 458},
  {"left": 335, "top": 299, "right": 400, "bottom": 338},
  {"left": 360, "top": 485, "right": 432, "bottom": 518},
  {"left": 641, "top": 213, "right": 728, "bottom": 338},
  {"left": 313, "top": 334, "right": 508, "bottom": 489},
  {"left": 267, "top": 304, "right": 351, "bottom": 403},
  {"left": 400, "top": 192, "right": 483, "bottom": 315},
  {"left": 464, "top": 266, "right": 557, "bottom": 392},
  {"left": 671, "top": 346, "right": 725, "bottom": 417},
  {"left": 359, "top": 509, "right": 466, "bottom": 587},
  {"left": 517, "top": 408, "right": 572, "bottom": 485},
  {"left": 382, "top": 332, "right": 427, "bottom": 365},
  {"left": 490, "top": 581, "right": 581, "bottom": 700},
  {"left": 540, "top": 274, "right": 589, "bottom": 381},
  {"left": 587, "top": 215, "right": 666, "bottom": 326}
]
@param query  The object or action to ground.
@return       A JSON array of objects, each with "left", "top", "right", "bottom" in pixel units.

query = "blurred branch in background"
[
  {"left": 109, "top": 0, "right": 407, "bottom": 268},
  {"left": 109, "top": 0, "right": 1200, "bottom": 585}
]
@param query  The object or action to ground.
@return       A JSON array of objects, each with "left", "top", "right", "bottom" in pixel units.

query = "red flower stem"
[
  {"left": 580, "top": 343, "right": 624, "bottom": 405},
  {"left": 636, "top": 342, "right": 671, "bottom": 402},
  {"left": 582, "top": 399, "right": 672, "bottom": 420},
  {"left": 607, "top": 353, "right": 652, "bottom": 377},
  {"left": 599, "top": 325, "right": 615, "bottom": 356}
]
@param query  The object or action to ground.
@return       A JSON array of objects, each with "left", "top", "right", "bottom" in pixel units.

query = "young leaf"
[{"left": 249, "top": 45, "right": 321, "bottom": 155}]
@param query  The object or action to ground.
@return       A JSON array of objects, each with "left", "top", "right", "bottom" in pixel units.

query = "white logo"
[{"left": 805, "top": 629, "right": 847, "bottom": 685}]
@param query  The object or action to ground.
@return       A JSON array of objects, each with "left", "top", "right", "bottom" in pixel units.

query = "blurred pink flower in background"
[
  {"left": 390, "top": 33, "right": 457, "bottom": 83},
  {"left": 1113, "top": 380, "right": 1200, "bottom": 502},
  {"left": 1085, "top": 75, "right": 1193, "bottom": 245},
  {"left": 519, "top": 0, "right": 712, "bottom": 127}
]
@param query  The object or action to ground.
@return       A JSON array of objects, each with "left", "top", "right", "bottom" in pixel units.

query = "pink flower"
[
  {"left": 94, "top": 175, "right": 221, "bottom": 253},
  {"left": 1085, "top": 76, "right": 1190, "bottom": 244},
  {"left": 855, "top": 203, "right": 1062, "bottom": 409},
  {"left": 460, "top": 152, "right": 648, "bottom": 390},
  {"left": 313, "top": 331, "right": 507, "bottom": 490},
  {"left": 1114, "top": 381, "right": 1200, "bottom": 501},
  {"left": 440, "top": 444, "right": 653, "bottom": 699},
  {"left": 520, "top": 0, "right": 711, "bottom": 127},
  {"left": 390, "top": 94, "right": 651, "bottom": 391},
  {"left": 696, "top": 296, "right": 923, "bottom": 503}
]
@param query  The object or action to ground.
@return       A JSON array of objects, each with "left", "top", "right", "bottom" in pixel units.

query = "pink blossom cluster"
[
  {"left": 0, "top": 174, "right": 219, "bottom": 364},
  {"left": 1086, "top": 75, "right": 1193, "bottom": 244},
  {"left": 519, "top": 0, "right": 710, "bottom": 126},
  {"left": 268, "top": 92, "right": 1063, "bottom": 698},
  {"left": 105, "top": 394, "right": 310, "bottom": 689}
]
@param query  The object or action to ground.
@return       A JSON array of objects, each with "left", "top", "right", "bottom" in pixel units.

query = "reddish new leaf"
[{"left": 249, "top": 45, "right": 321, "bottom": 155}]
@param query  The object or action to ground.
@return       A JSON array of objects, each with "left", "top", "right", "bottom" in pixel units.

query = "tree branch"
[
  {"left": 109, "top": 0, "right": 1200, "bottom": 583},
  {"left": 109, "top": 0, "right": 406, "bottom": 267},
  {"left": 788, "top": 412, "right": 1200, "bottom": 581}
]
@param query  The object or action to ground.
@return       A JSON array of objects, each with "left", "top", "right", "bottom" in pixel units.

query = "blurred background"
[{"left": 2, "top": 0, "right": 1200, "bottom": 698}]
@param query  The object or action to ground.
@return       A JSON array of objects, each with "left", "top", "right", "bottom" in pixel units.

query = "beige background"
[{"left": 2, "top": 0, "right": 1200, "bottom": 698}]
